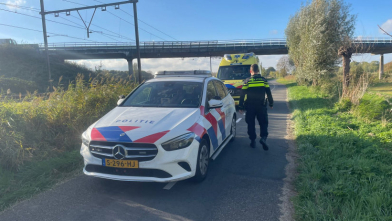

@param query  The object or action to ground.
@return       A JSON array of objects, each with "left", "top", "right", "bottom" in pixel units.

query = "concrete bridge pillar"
[
  {"left": 379, "top": 54, "right": 384, "bottom": 80},
  {"left": 126, "top": 58, "right": 135, "bottom": 81}
]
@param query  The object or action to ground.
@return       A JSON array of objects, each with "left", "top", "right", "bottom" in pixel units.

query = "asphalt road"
[{"left": 0, "top": 80, "right": 290, "bottom": 221}]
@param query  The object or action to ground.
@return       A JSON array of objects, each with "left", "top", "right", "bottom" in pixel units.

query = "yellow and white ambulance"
[{"left": 217, "top": 52, "right": 259, "bottom": 105}]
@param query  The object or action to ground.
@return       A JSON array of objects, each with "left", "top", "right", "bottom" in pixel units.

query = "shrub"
[
  {"left": 354, "top": 93, "right": 391, "bottom": 121},
  {"left": 335, "top": 98, "right": 352, "bottom": 111},
  {"left": 0, "top": 75, "right": 137, "bottom": 170},
  {"left": 0, "top": 77, "right": 38, "bottom": 94}
]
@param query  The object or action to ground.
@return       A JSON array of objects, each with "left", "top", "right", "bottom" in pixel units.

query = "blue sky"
[{"left": 1, "top": 0, "right": 391, "bottom": 72}]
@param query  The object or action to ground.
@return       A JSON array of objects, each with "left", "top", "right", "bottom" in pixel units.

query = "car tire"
[
  {"left": 230, "top": 115, "right": 236, "bottom": 142},
  {"left": 193, "top": 138, "right": 210, "bottom": 182}
]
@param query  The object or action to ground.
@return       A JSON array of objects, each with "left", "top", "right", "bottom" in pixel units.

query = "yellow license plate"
[{"left": 104, "top": 159, "right": 138, "bottom": 168}]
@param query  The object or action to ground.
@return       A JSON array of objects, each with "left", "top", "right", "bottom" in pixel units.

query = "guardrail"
[
  {"left": 38, "top": 37, "right": 392, "bottom": 50},
  {"left": 39, "top": 39, "right": 288, "bottom": 49}
]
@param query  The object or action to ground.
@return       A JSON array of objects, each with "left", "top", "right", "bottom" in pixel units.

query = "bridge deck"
[{"left": 39, "top": 38, "right": 392, "bottom": 60}]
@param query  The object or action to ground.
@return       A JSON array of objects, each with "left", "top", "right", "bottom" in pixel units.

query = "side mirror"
[
  {"left": 208, "top": 99, "right": 223, "bottom": 109},
  {"left": 117, "top": 95, "right": 125, "bottom": 106}
]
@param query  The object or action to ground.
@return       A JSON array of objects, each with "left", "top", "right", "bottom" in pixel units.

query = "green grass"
[
  {"left": 281, "top": 82, "right": 392, "bottom": 220},
  {"left": 0, "top": 151, "right": 83, "bottom": 211},
  {"left": 277, "top": 76, "right": 296, "bottom": 86},
  {"left": 369, "top": 82, "right": 392, "bottom": 95},
  {"left": 0, "top": 76, "right": 137, "bottom": 212}
]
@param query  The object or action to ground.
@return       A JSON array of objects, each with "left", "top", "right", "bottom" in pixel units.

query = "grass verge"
[
  {"left": 368, "top": 82, "right": 392, "bottom": 96},
  {"left": 0, "top": 151, "right": 83, "bottom": 211},
  {"left": 278, "top": 79, "right": 392, "bottom": 220}
]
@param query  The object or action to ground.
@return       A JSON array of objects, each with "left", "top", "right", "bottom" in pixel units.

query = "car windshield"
[
  {"left": 217, "top": 65, "right": 251, "bottom": 80},
  {"left": 121, "top": 81, "right": 203, "bottom": 108}
]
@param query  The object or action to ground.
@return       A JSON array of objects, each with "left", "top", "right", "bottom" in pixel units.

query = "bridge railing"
[
  {"left": 38, "top": 37, "right": 392, "bottom": 50},
  {"left": 39, "top": 39, "right": 288, "bottom": 50},
  {"left": 352, "top": 37, "right": 392, "bottom": 44}
]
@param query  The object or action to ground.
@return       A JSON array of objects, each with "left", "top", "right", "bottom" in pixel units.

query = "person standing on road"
[{"left": 238, "top": 64, "right": 273, "bottom": 150}]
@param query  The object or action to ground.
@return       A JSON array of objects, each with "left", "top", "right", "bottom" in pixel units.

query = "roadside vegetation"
[
  {"left": 0, "top": 74, "right": 138, "bottom": 211},
  {"left": 280, "top": 76, "right": 391, "bottom": 220},
  {"left": 281, "top": 0, "right": 392, "bottom": 219},
  {"left": 0, "top": 45, "right": 153, "bottom": 93},
  {"left": 0, "top": 40, "right": 156, "bottom": 211}
]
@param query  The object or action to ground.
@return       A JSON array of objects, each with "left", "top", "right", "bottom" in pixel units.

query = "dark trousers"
[{"left": 245, "top": 104, "right": 268, "bottom": 140}]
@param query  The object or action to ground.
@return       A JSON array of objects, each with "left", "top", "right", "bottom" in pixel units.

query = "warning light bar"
[{"left": 154, "top": 70, "right": 212, "bottom": 78}]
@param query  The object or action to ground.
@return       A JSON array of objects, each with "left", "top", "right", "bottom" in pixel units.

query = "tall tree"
[
  {"left": 266, "top": 67, "right": 276, "bottom": 76},
  {"left": 285, "top": 0, "right": 356, "bottom": 86},
  {"left": 277, "top": 56, "right": 295, "bottom": 75}
]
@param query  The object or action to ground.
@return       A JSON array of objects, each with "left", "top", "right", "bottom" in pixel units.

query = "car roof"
[{"left": 146, "top": 76, "right": 217, "bottom": 83}]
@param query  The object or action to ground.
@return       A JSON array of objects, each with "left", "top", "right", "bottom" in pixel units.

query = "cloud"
[
  {"left": 380, "top": 19, "right": 392, "bottom": 34},
  {"left": 259, "top": 55, "right": 284, "bottom": 69},
  {"left": 71, "top": 59, "right": 128, "bottom": 71},
  {"left": 269, "top": 30, "right": 278, "bottom": 35},
  {"left": 70, "top": 57, "right": 223, "bottom": 73},
  {"left": 141, "top": 57, "right": 221, "bottom": 73},
  {"left": 70, "top": 55, "right": 284, "bottom": 73},
  {"left": 6, "top": 0, "right": 26, "bottom": 9}
]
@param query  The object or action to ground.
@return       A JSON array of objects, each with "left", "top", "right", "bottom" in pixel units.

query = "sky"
[{"left": 1, "top": 0, "right": 392, "bottom": 73}]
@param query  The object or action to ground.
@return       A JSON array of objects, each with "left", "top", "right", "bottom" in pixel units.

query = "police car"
[{"left": 80, "top": 70, "right": 237, "bottom": 182}]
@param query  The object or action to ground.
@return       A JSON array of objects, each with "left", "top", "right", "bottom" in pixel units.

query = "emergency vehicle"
[
  {"left": 217, "top": 52, "right": 259, "bottom": 105},
  {"left": 80, "top": 70, "right": 236, "bottom": 182}
]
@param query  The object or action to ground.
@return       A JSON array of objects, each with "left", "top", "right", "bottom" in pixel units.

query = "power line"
[
  {"left": 0, "top": 2, "right": 41, "bottom": 12},
  {"left": 93, "top": 0, "right": 178, "bottom": 40},
  {"left": 91, "top": 23, "right": 134, "bottom": 41},
  {"left": 0, "top": 3, "right": 83, "bottom": 28},
  {"left": 61, "top": 0, "right": 167, "bottom": 41},
  {"left": 60, "top": 12, "right": 134, "bottom": 41},
  {"left": 94, "top": 31, "right": 122, "bottom": 41},
  {"left": 1, "top": 1, "right": 174, "bottom": 41},
  {"left": 61, "top": 0, "right": 87, "bottom": 7},
  {"left": 0, "top": 4, "right": 134, "bottom": 41},
  {"left": 98, "top": 6, "right": 167, "bottom": 41},
  {"left": 58, "top": 16, "right": 84, "bottom": 28},
  {"left": 0, "top": 22, "right": 97, "bottom": 42},
  {"left": 0, "top": 7, "right": 85, "bottom": 30}
]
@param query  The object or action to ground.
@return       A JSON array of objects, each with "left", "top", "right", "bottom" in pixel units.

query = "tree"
[
  {"left": 261, "top": 67, "right": 267, "bottom": 77},
  {"left": 285, "top": 0, "right": 356, "bottom": 86},
  {"left": 265, "top": 67, "right": 276, "bottom": 76},
  {"left": 277, "top": 56, "right": 295, "bottom": 75}
]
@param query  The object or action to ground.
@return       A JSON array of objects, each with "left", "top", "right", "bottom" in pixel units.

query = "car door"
[
  {"left": 213, "top": 80, "right": 233, "bottom": 141},
  {"left": 204, "top": 80, "right": 224, "bottom": 153}
]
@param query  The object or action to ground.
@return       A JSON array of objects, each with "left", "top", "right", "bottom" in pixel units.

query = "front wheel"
[
  {"left": 230, "top": 116, "right": 236, "bottom": 142},
  {"left": 193, "top": 139, "right": 210, "bottom": 182}
]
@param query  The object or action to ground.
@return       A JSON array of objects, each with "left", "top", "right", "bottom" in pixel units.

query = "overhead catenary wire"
[
  {"left": 60, "top": 12, "right": 134, "bottom": 41},
  {"left": 98, "top": 7, "right": 167, "bottom": 41},
  {"left": 0, "top": 8, "right": 85, "bottom": 30},
  {"left": 0, "top": 3, "right": 134, "bottom": 41},
  {"left": 62, "top": 0, "right": 167, "bottom": 41},
  {"left": 0, "top": 2, "right": 41, "bottom": 12},
  {"left": 93, "top": 0, "right": 178, "bottom": 41},
  {"left": 1, "top": 1, "right": 173, "bottom": 41},
  {"left": 0, "top": 22, "right": 97, "bottom": 42}
]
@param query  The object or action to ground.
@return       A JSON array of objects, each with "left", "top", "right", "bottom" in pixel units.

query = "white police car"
[{"left": 80, "top": 70, "right": 236, "bottom": 182}]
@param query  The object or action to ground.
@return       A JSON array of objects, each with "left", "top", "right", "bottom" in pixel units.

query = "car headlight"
[
  {"left": 161, "top": 133, "right": 195, "bottom": 151},
  {"left": 82, "top": 131, "right": 90, "bottom": 147}
]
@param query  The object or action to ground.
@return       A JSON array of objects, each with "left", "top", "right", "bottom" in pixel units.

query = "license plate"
[{"left": 103, "top": 159, "right": 138, "bottom": 168}]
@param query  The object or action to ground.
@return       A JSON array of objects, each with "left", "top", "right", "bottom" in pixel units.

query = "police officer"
[{"left": 239, "top": 64, "right": 273, "bottom": 150}]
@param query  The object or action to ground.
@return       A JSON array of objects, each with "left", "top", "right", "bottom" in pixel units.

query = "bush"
[
  {"left": 0, "top": 75, "right": 137, "bottom": 170},
  {"left": 354, "top": 93, "right": 392, "bottom": 121},
  {"left": 335, "top": 98, "right": 352, "bottom": 111},
  {"left": 0, "top": 77, "right": 38, "bottom": 94}
]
